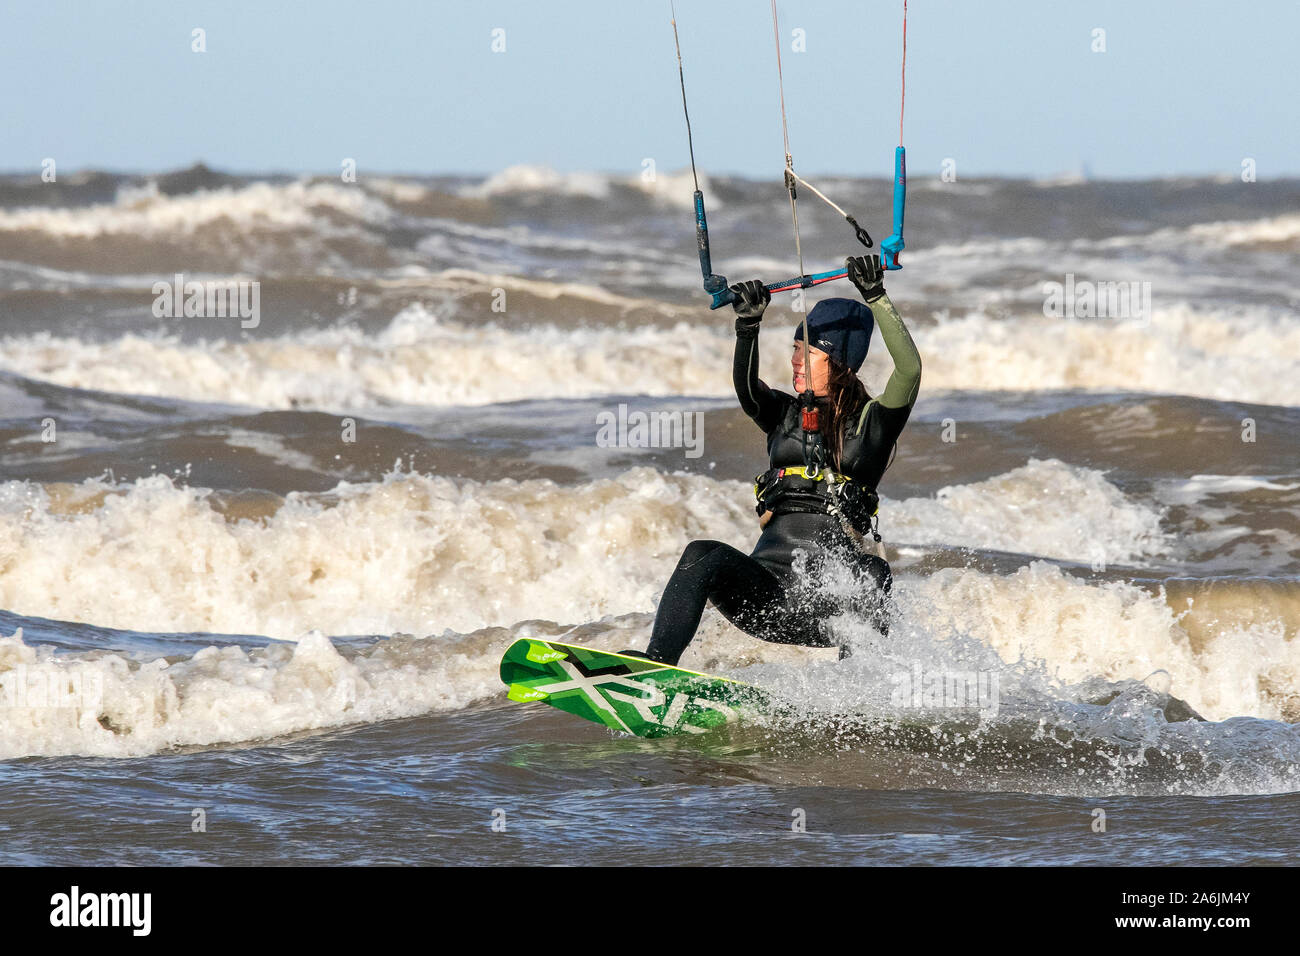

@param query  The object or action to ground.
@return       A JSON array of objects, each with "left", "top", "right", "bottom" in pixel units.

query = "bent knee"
[{"left": 678, "top": 539, "right": 730, "bottom": 567}]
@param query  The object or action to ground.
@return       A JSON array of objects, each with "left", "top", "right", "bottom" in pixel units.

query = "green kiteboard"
[{"left": 499, "top": 639, "right": 769, "bottom": 738}]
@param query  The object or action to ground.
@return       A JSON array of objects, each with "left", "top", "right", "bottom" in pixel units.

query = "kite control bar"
[
  {"left": 705, "top": 264, "right": 852, "bottom": 311},
  {"left": 881, "top": 146, "right": 906, "bottom": 270},
  {"left": 695, "top": 157, "right": 906, "bottom": 310},
  {"left": 693, "top": 190, "right": 728, "bottom": 298},
  {"left": 696, "top": 188, "right": 859, "bottom": 310}
]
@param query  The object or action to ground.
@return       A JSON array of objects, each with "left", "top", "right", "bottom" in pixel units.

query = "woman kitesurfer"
[{"left": 630, "top": 254, "right": 921, "bottom": 666}]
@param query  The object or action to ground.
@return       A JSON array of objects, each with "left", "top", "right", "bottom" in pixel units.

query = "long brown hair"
[{"left": 821, "top": 358, "right": 870, "bottom": 471}]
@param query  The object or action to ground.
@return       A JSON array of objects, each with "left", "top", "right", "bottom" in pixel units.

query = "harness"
[
  {"left": 752, "top": 397, "right": 893, "bottom": 543},
  {"left": 753, "top": 465, "right": 881, "bottom": 542}
]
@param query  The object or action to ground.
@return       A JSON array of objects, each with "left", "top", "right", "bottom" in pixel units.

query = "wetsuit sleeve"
[
  {"left": 733, "top": 321, "right": 786, "bottom": 432},
  {"left": 871, "top": 293, "right": 922, "bottom": 409}
]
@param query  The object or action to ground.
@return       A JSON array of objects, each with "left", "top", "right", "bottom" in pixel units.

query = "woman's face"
[{"left": 792, "top": 340, "right": 831, "bottom": 395}]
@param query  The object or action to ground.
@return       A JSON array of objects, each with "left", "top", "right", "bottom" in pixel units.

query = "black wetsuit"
[{"left": 645, "top": 294, "right": 921, "bottom": 666}]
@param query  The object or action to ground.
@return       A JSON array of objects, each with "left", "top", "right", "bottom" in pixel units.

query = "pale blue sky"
[{"left": 2, "top": 0, "right": 1296, "bottom": 179}]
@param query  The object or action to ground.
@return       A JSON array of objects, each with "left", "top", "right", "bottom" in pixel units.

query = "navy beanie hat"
[{"left": 793, "top": 298, "right": 875, "bottom": 372}]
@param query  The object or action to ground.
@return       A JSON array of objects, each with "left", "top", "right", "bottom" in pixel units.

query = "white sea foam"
[
  {"left": 0, "top": 626, "right": 509, "bottom": 758},
  {"left": 1154, "top": 474, "right": 1300, "bottom": 507},
  {"left": 0, "top": 461, "right": 1167, "bottom": 641},
  {"left": 1182, "top": 212, "right": 1300, "bottom": 247},
  {"left": 0, "top": 302, "right": 751, "bottom": 410},
  {"left": 905, "top": 562, "right": 1300, "bottom": 724},
  {"left": 364, "top": 177, "right": 433, "bottom": 205},
  {"left": 3, "top": 557, "right": 1293, "bottom": 758},
  {"left": 905, "top": 302, "right": 1300, "bottom": 404},
  {"left": 414, "top": 218, "right": 680, "bottom": 264},
  {"left": 0, "top": 179, "right": 394, "bottom": 238},
  {"left": 0, "top": 468, "right": 753, "bottom": 640},
  {"left": 460, "top": 163, "right": 714, "bottom": 211},
  {"left": 3, "top": 299, "right": 1297, "bottom": 410},
  {"left": 887, "top": 458, "right": 1171, "bottom": 565}
]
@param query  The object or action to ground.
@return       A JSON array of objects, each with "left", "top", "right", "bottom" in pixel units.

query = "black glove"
[
  {"left": 729, "top": 280, "right": 770, "bottom": 324},
  {"left": 846, "top": 255, "right": 886, "bottom": 302}
]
